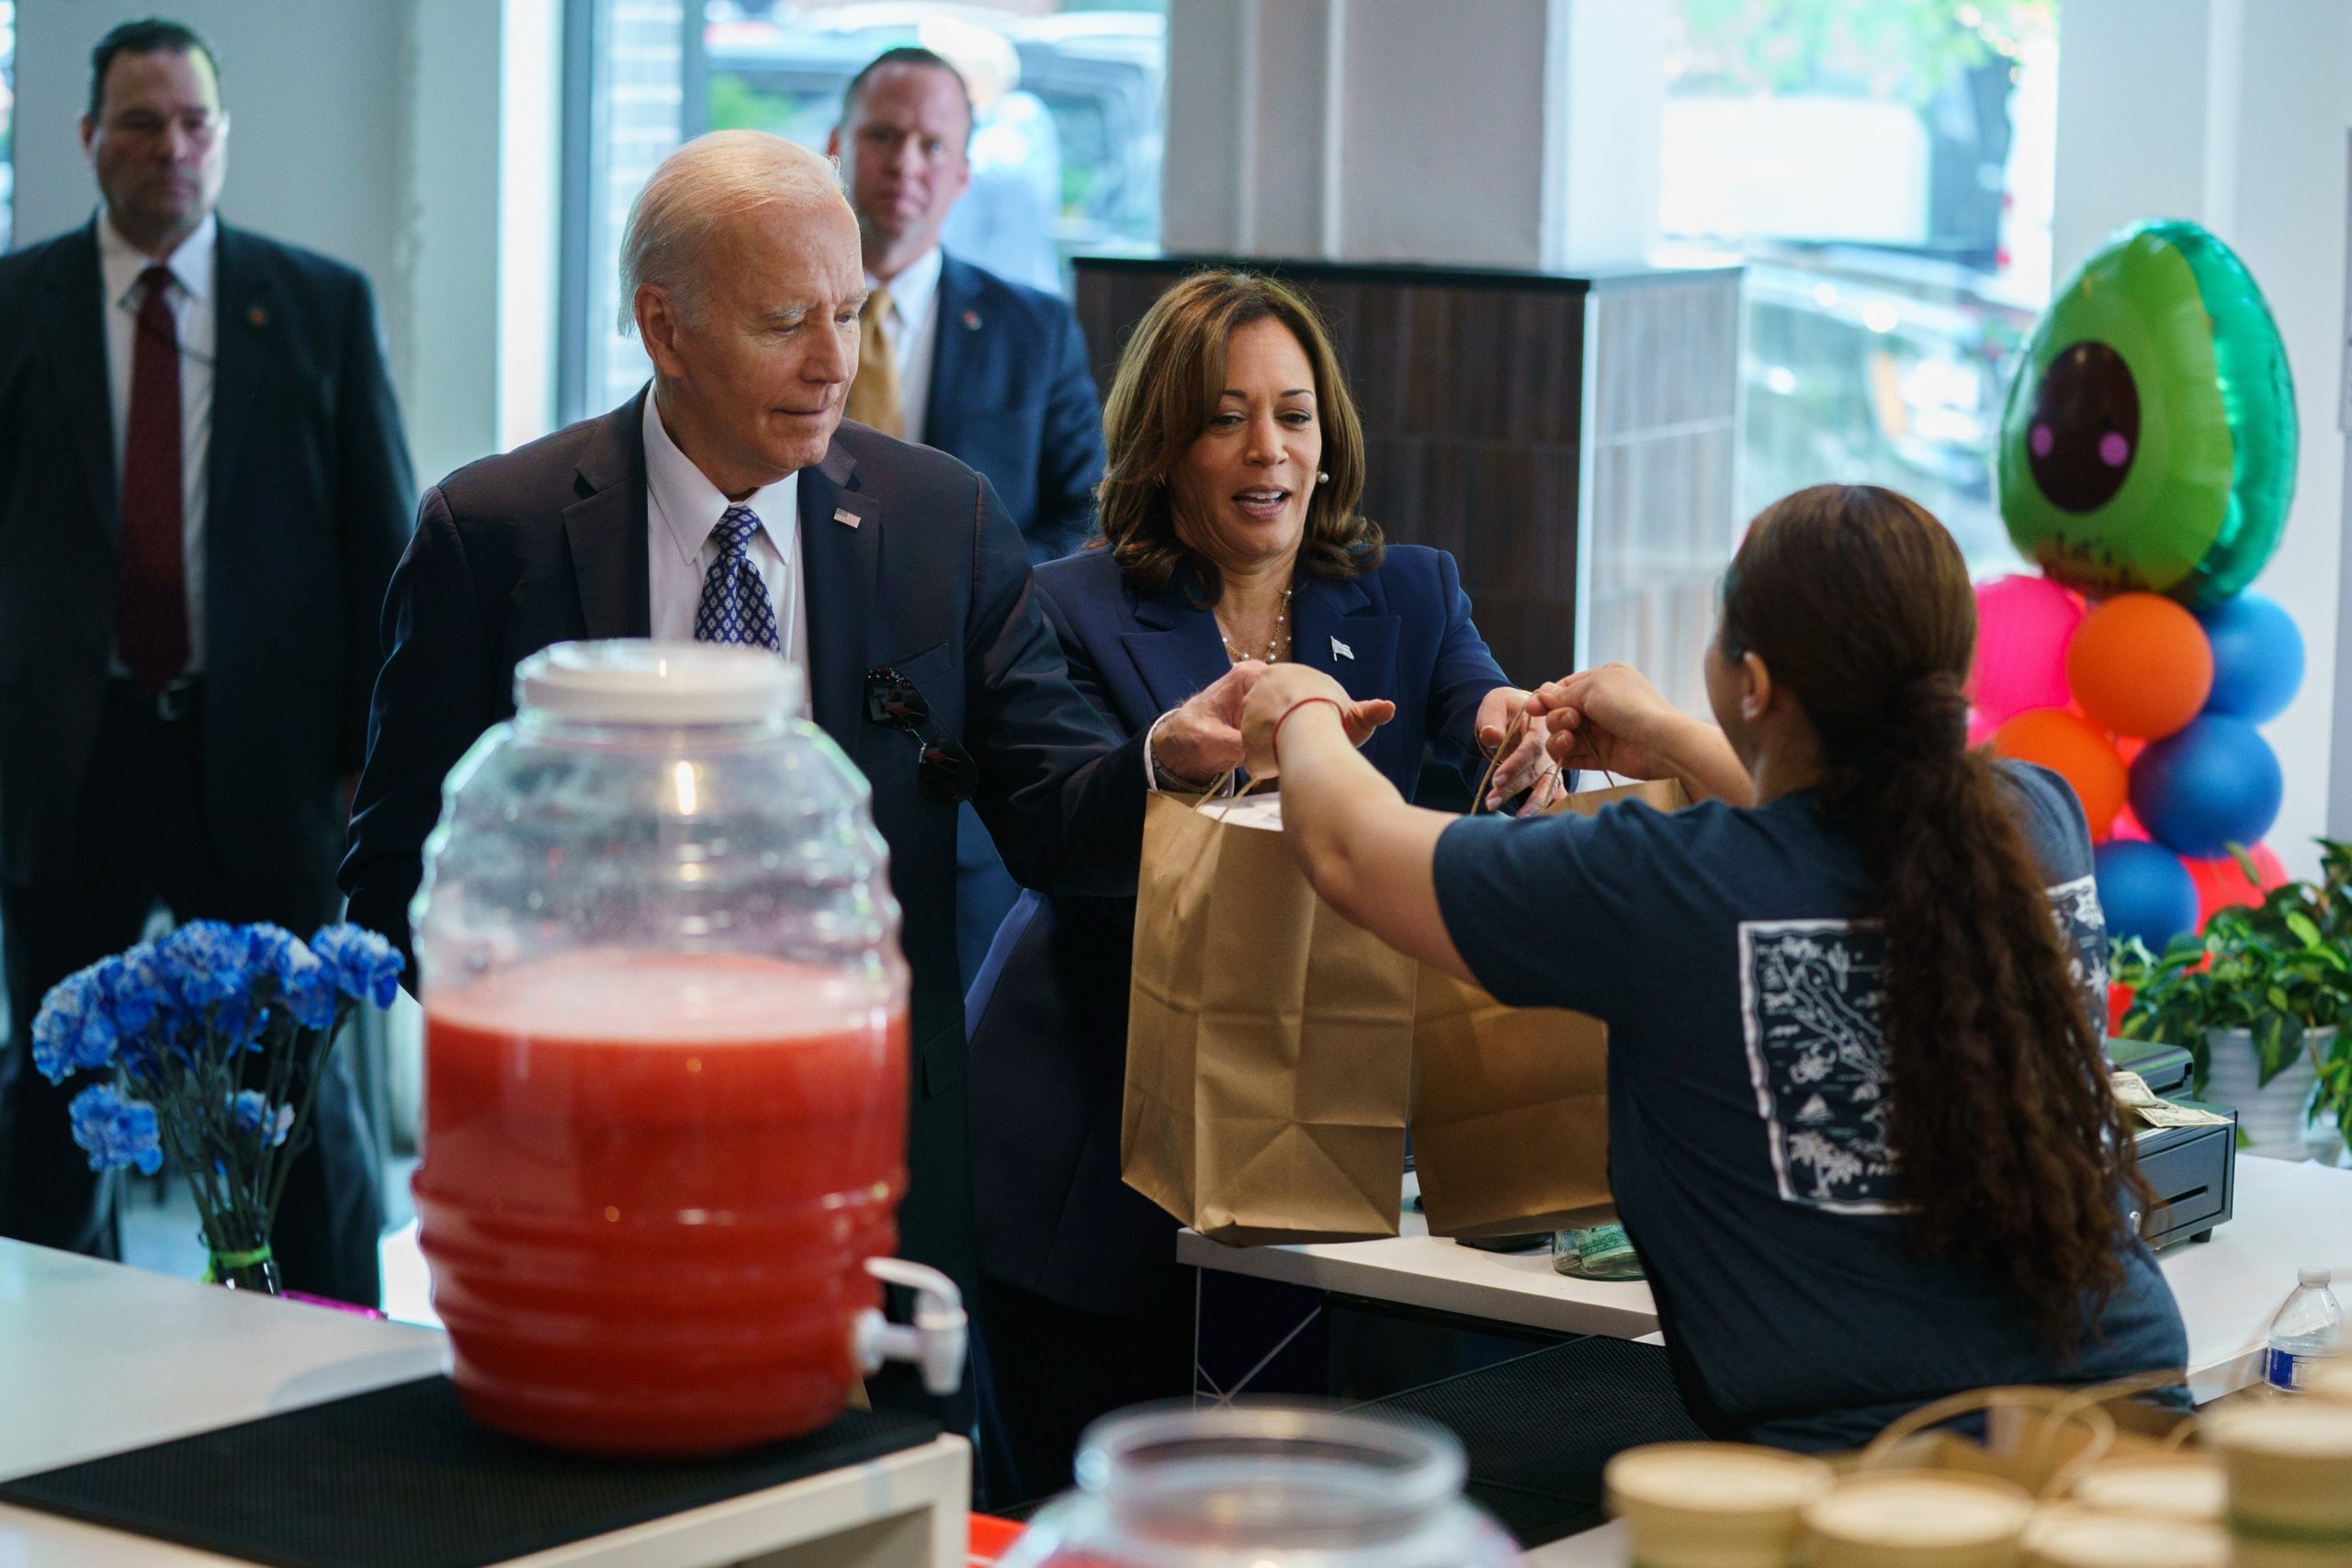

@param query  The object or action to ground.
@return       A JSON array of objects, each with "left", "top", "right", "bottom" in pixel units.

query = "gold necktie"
[{"left": 846, "top": 286, "right": 905, "bottom": 438}]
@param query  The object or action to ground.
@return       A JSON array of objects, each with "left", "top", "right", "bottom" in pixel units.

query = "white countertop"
[
  {"left": 1180, "top": 1155, "right": 2352, "bottom": 1400},
  {"left": 0, "top": 1242, "right": 450, "bottom": 1483},
  {"left": 0, "top": 1241, "right": 970, "bottom": 1566}
]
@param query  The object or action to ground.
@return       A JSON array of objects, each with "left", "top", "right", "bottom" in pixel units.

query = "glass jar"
[
  {"left": 998, "top": 1404, "right": 1519, "bottom": 1568},
  {"left": 410, "top": 640, "right": 962, "bottom": 1455}
]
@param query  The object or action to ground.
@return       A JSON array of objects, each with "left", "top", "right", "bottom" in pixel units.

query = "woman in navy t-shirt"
[{"left": 1237, "top": 483, "right": 2187, "bottom": 1450}]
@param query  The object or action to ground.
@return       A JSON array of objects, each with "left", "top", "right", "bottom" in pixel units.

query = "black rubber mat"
[
  {"left": 1364, "top": 1335, "right": 1703, "bottom": 1546},
  {"left": 0, "top": 1376, "right": 940, "bottom": 1568}
]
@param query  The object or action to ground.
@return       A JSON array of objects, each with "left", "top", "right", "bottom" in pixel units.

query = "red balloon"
[
  {"left": 2066, "top": 593, "right": 2215, "bottom": 739},
  {"left": 2185, "top": 841, "right": 2288, "bottom": 926},
  {"left": 1994, "top": 708, "right": 2129, "bottom": 840}
]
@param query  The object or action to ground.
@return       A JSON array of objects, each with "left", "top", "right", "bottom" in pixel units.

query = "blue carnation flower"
[
  {"left": 251, "top": 925, "right": 338, "bottom": 1032},
  {"left": 159, "top": 921, "right": 257, "bottom": 1010},
  {"left": 31, "top": 965, "right": 118, "bottom": 1083},
  {"left": 228, "top": 1089, "right": 294, "bottom": 1148},
  {"left": 98, "top": 942, "right": 171, "bottom": 1036},
  {"left": 68, "top": 1083, "right": 164, "bottom": 1175},
  {"left": 310, "top": 924, "right": 404, "bottom": 1010}
]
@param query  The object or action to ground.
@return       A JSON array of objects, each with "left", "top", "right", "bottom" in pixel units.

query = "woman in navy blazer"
[{"left": 964, "top": 271, "right": 1562, "bottom": 1505}]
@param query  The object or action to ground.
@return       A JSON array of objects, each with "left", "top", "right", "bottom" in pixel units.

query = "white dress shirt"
[
  {"left": 641, "top": 394, "right": 811, "bottom": 716},
  {"left": 867, "top": 243, "right": 943, "bottom": 446},
  {"left": 98, "top": 209, "right": 216, "bottom": 676}
]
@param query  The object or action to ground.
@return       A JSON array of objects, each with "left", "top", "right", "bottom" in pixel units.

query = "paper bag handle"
[{"left": 1857, "top": 1383, "right": 2118, "bottom": 1497}]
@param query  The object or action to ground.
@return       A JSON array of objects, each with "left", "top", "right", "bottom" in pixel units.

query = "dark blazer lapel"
[
  {"left": 797, "top": 442, "right": 879, "bottom": 753},
  {"left": 922, "top": 254, "right": 979, "bottom": 455},
  {"left": 1118, "top": 570, "right": 1233, "bottom": 716},
  {"left": 561, "top": 390, "right": 653, "bottom": 638},
  {"left": 1290, "top": 574, "right": 1399, "bottom": 705},
  {"left": 40, "top": 222, "right": 117, "bottom": 546},
  {"left": 208, "top": 224, "right": 269, "bottom": 538}
]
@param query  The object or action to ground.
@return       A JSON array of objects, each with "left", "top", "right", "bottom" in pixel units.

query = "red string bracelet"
[{"left": 1272, "top": 695, "right": 1345, "bottom": 760}]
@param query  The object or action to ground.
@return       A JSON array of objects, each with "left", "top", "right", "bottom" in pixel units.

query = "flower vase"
[
  {"left": 204, "top": 1230, "right": 281, "bottom": 1293},
  {"left": 2202, "top": 1026, "right": 2332, "bottom": 1161}
]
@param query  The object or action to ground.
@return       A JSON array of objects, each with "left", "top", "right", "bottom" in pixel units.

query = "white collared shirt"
[
  {"left": 867, "top": 243, "right": 943, "bottom": 446},
  {"left": 641, "top": 393, "right": 811, "bottom": 715},
  {"left": 98, "top": 209, "right": 217, "bottom": 676}
]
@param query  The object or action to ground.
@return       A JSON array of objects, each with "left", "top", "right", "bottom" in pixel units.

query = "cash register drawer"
[{"left": 2134, "top": 1122, "right": 2234, "bottom": 1241}]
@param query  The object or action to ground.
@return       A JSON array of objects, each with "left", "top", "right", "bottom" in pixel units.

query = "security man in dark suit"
[
  {"left": 829, "top": 47, "right": 1111, "bottom": 992},
  {"left": 339, "top": 131, "right": 1251, "bottom": 1399},
  {"left": 0, "top": 18, "right": 413, "bottom": 1305}
]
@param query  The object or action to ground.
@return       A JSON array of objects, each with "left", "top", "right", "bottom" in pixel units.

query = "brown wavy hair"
[
  {"left": 1095, "top": 270, "right": 1381, "bottom": 601},
  {"left": 1722, "top": 484, "right": 2147, "bottom": 1356}
]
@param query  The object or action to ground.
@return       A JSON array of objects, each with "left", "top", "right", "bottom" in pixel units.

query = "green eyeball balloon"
[{"left": 1997, "top": 220, "right": 2296, "bottom": 607}]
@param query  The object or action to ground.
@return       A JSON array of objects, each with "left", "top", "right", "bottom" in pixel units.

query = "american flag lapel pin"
[
  {"left": 1331, "top": 637, "right": 1354, "bottom": 661},
  {"left": 833, "top": 507, "right": 861, "bottom": 529},
  {"left": 247, "top": 305, "right": 267, "bottom": 329},
  {"left": 961, "top": 310, "right": 982, "bottom": 331}
]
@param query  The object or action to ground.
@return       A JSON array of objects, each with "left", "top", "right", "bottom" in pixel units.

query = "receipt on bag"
[{"left": 1197, "top": 793, "right": 1285, "bottom": 832}]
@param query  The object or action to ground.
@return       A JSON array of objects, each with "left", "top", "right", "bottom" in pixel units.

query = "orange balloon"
[
  {"left": 2065, "top": 593, "right": 2215, "bottom": 739},
  {"left": 1994, "top": 707, "right": 2129, "bottom": 838}
]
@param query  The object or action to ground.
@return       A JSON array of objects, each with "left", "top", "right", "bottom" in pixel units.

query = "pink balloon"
[
  {"left": 1971, "top": 575, "right": 2083, "bottom": 725},
  {"left": 1967, "top": 708, "right": 2000, "bottom": 748}
]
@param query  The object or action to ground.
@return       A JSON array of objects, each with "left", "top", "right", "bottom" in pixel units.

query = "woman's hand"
[
  {"left": 1240, "top": 664, "right": 1395, "bottom": 778},
  {"left": 1475, "top": 686, "right": 1561, "bottom": 812},
  {"left": 1151, "top": 661, "right": 1270, "bottom": 786},
  {"left": 1527, "top": 664, "right": 1688, "bottom": 781}
]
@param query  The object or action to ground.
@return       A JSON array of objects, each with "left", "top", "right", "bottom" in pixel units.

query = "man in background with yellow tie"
[
  {"left": 830, "top": 47, "right": 1110, "bottom": 991},
  {"left": 0, "top": 18, "right": 413, "bottom": 1304}
]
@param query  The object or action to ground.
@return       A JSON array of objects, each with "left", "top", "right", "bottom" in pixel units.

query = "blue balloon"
[
  {"left": 2095, "top": 840, "right": 2201, "bottom": 952},
  {"left": 2129, "top": 714, "right": 2284, "bottom": 858},
  {"left": 2197, "top": 592, "right": 2305, "bottom": 723}
]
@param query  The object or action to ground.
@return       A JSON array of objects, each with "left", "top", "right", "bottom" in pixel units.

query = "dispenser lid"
[{"left": 516, "top": 640, "right": 801, "bottom": 726}]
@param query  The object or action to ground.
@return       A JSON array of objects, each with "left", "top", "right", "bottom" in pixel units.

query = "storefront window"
[
  {"left": 1660, "top": 0, "right": 2059, "bottom": 576},
  {"left": 563, "top": 0, "right": 1164, "bottom": 422},
  {"left": 1, "top": 2, "right": 17, "bottom": 253}
]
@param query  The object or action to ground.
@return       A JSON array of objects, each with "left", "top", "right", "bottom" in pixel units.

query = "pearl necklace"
[{"left": 1217, "top": 588, "right": 1293, "bottom": 664}]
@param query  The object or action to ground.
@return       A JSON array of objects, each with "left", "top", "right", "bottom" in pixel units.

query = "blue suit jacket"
[
  {"left": 340, "top": 392, "right": 1147, "bottom": 1292},
  {"left": 964, "top": 544, "right": 1511, "bottom": 1314},
  {"left": 921, "top": 254, "right": 1104, "bottom": 564}
]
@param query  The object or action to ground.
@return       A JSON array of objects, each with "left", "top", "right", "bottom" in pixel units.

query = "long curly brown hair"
[
  {"left": 1094, "top": 269, "right": 1381, "bottom": 601},
  {"left": 1722, "top": 484, "right": 2149, "bottom": 1355}
]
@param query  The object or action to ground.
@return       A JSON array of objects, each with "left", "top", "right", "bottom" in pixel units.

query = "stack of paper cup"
[
  {"left": 1801, "top": 1473, "right": 2037, "bottom": 1568},
  {"left": 1601, "top": 1443, "right": 1836, "bottom": 1567},
  {"left": 2064, "top": 1452, "right": 2227, "bottom": 1526},
  {"left": 2020, "top": 1504, "right": 2228, "bottom": 1568},
  {"left": 2207, "top": 1401, "right": 2352, "bottom": 1566}
]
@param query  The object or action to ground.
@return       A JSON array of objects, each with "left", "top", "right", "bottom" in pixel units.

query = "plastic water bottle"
[{"left": 2265, "top": 1266, "right": 2346, "bottom": 1392}]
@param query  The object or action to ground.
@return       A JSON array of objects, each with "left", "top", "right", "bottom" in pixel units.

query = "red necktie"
[{"left": 119, "top": 264, "right": 190, "bottom": 694}]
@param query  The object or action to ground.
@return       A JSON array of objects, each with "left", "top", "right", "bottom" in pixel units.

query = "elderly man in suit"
[
  {"left": 340, "top": 130, "right": 1255, "bottom": 1411},
  {"left": 831, "top": 48, "right": 1112, "bottom": 991},
  {"left": 0, "top": 18, "right": 413, "bottom": 1305}
]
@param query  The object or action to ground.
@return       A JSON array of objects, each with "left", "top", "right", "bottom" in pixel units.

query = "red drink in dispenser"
[{"left": 415, "top": 948, "right": 909, "bottom": 1454}]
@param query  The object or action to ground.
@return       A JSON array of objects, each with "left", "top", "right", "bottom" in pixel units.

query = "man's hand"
[
  {"left": 1238, "top": 664, "right": 1395, "bottom": 778},
  {"left": 1151, "top": 661, "right": 1270, "bottom": 787}
]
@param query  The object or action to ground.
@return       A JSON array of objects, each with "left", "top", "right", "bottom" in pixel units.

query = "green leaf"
[{"left": 2287, "top": 911, "right": 2324, "bottom": 948}]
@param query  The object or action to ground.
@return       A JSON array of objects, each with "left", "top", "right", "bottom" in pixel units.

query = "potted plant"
[{"left": 2112, "top": 841, "right": 2352, "bottom": 1162}]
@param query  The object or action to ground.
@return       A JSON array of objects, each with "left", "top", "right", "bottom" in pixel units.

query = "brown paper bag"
[
  {"left": 1123, "top": 787, "right": 1416, "bottom": 1246},
  {"left": 1410, "top": 771, "right": 1691, "bottom": 1238}
]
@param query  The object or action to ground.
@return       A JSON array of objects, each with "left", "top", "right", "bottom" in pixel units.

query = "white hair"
[{"left": 617, "top": 130, "right": 851, "bottom": 333}]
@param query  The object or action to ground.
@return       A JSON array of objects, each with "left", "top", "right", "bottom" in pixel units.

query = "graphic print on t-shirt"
[{"left": 1737, "top": 876, "right": 2108, "bottom": 1215}]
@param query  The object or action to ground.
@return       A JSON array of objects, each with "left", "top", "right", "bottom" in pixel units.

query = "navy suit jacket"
[
  {"left": 0, "top": 219, "right": 413, "bottom": 886},
  {"left": 921, "top": 254, "right": 1103, "bottom": 564},
  {"left": 339, "top": 392, "right": 1147, "bottom": 1291},
  {"left": 964, "top": 544, "right": 1512, "bottom": 1315}
]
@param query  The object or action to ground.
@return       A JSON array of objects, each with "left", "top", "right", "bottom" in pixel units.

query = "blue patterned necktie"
[{"left": 693, "top": 505, "right": 781, "bottom": 652}]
